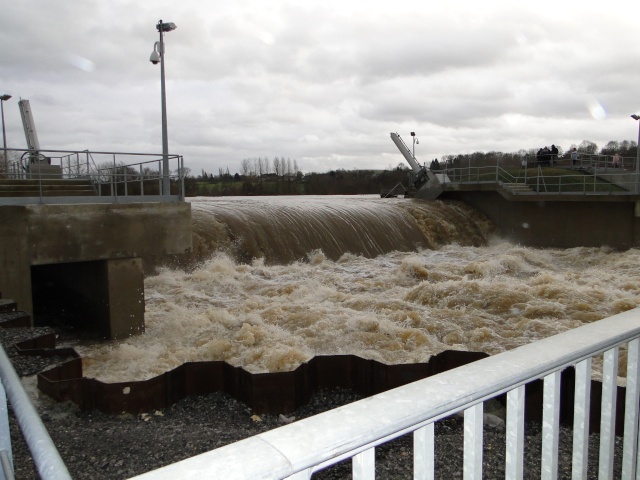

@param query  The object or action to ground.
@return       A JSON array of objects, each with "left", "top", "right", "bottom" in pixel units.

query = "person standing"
[
  {"left": 550, "top": 145, "right": 558, "bottom": 166},
  {"left": 612, "top": 153, "right": 621, "bottom": 168},
  {"left": 571, "top": 148, "right": 578, "bottom": 166}
]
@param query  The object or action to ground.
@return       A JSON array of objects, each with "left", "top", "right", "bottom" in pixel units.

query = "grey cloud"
[{"left": 2, "top": 1, "right": 640, "bottom": 176}]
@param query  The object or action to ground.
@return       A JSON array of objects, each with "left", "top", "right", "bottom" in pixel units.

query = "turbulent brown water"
[
  {"left": 78, "top": 196, "right": 640, "bottom": 383},
  {"left": 187, "top": 196, "right": 493, "bottom": 264}
]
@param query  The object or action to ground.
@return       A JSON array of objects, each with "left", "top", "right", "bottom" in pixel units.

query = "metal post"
[
  {"left": 636, "top": 120, "right": 640, "bottom": 195},
  {"left": 112, "top": 153, "right": 117, "bottom": 199},
  {"left": 464, "top": 403, "right": 483, "bottom": 479},
  {"left": 0, "top": 345, "right": 72, "bottom": 480},
  {"left": 631, "top": 115, "right": 640, "bottom": 194},
  {"left": 179, "top": 156, "right": 185, "bottom": 200},
  {"left": 0, "top": 95, "right": 11, "bottom": 176},
  {"left": 140, "top": 164, "right": 144, "bottom": 197},
  {"left": 159, "top": 23, "right": 170, "bottom": 196},
  {"left": 0, "top": 379, "right": 13, "bottom": 478}
]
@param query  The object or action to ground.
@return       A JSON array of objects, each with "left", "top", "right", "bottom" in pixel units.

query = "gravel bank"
[{"left": 2, "top": 328, "right": 624, "bottom": 479}]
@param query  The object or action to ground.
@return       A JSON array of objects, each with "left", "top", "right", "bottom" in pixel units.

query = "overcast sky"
[{"left": 2, "top": 1, "right": 639, "bottom": 175}]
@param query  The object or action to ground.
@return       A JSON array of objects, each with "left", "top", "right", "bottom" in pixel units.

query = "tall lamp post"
[
  {"left": 410, "top": 131, "right": 419, "bottom": 158},
  {"left": 1, "top": 94, "right": 11, "bottom": 175},
  {"left": 632, "top": 114, "right": 640, "bottom": 194},
  {"left": 150, "top": 20, "right": 177, "bottom": 196}
]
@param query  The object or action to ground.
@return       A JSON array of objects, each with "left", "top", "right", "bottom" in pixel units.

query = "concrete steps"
[
  {"left": 0, "top": 178, "right": 96, "bottom": 197},
  {"left": 0, "top": 298, "right": 17, "bottom": 313},
  {"left": 0, "top": 297, "right": 31, "bottom": 328},
  {"left": 502, "top": 182, "right": 534, "bottom": 194}
]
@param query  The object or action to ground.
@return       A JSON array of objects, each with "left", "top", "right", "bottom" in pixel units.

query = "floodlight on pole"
[
  {"left": 632, "top": 114, "right": 640, "bottom": 194},
  {"left": 1, "top": 93, "right": 11, "bottom": 175},
  {"left": 150, "top": 19, "right": 177, "bottom": 196},
  {"left": 410, "top": 132, "right": 419, "bottom": 158}
]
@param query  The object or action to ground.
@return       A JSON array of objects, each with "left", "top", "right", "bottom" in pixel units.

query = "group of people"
[
  {"left": 538, "top": 146, "right": 623, "bottom": 168},
  {"left": 536, "top": 145, "right": 559, "bottom": 166}
]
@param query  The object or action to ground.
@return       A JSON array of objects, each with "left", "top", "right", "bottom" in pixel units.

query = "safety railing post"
[
  {"left": 541, "top": 371, "right": 561, "bottom": 478},
  {"left": 111, "top": 154, "right": 117, "bottom": 200},
  {"left": 572, "top": 358, "right": 592, "bottom": 479},
  {"left": 180, "top": 156, "right": 185, "bottom": 200},
  {"left": 598, "top": 347, "right": 619, "bottom": 479},
  {"left": 37, "top": 164, "right": 43, "bottom": 204},
  {"left": 0, "top": 345, "right": 72, "bottom": 480},
  {"left": 413, "top": 423, "right": 435, "bottom": 480},
  {"left": 0, "top": 379, "right": 14, "bottom": 480},
  {"left": 139, "top": 164, "right": 144, "bottom": 197},
  {"left": 622, "top": 338, "right": 640, "bottom": 478},
  {"left": 464, "top": 403, "right": 483, "bottom": 480},
  {"left": 506, "top": 386, "right": 525, "bottom": 479},
  {"left": 352, "top": 447, "right": 375, "bottom": 480}
]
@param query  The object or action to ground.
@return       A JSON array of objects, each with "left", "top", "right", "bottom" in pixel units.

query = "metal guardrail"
[
  {"left": 436, "top": 153, "right": 640, "bottom": 195},
  {"left": 0, "top": 147, "right": 185, "bottom": 204},
  {"left": 1, "top": 310, "right": 640, "bottom": 478},
  {"left": 0, "top": 343, "right": 72, "bottom": 480},
  {"left": 131, "top": 308, "right": 640, "bottom": 479}
]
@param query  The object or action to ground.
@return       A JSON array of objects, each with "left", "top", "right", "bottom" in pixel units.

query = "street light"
[
  {"left": 1, "top": 94, "right": 11, "bottom": 175},
  {"left": 150, "top": 20, "right": 177, "bottom": 196},
  {"left": 632, "top": 114, "right": 640, "bottom": 194},
  {"left": 410, "top": 131, "right": 419, "bottom": 158}
]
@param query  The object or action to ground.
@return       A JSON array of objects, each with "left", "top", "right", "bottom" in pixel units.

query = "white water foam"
[{"left": 79, "top": 240, "right": 640, "bottom": 383}]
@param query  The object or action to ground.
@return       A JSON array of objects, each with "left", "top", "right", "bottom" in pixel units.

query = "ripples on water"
[{"left": 79, "top": 196, "right": 640, "bottom": 383}]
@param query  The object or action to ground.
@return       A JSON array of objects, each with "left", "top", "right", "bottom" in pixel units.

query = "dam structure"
[
  {"left": 391, "top": 132, "right": 640, "bottom": 249},
  {"left": 0, "top": 147, "right": 192, "bottom": 339}
]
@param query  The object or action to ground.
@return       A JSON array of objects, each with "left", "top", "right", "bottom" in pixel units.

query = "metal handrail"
[
  {"left": 439, "top": 162, "right": 638, "bottom": 195},
  {"left": 131, "top": 308, "right": 640, "bottom": 479},
  {"left": 0, "top": 344, "right": 72, "bottom": 480},
  {"left": 0, "top": 147, "right": 185, "bottom": 204}
]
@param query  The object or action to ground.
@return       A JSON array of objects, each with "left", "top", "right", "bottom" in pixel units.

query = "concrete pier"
[
  {"left": 428, "top": 184, "right": 640, "bottom": 249},
  {"left": 0, "top": 202, "right": 192, "bottom": 338}
]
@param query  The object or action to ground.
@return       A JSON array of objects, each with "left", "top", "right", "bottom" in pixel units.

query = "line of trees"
[
  {"left": 185, "top": 137, "right": 638, "bottom": 196},
  {"left": 239, "top": 156, "right": 299, "bottom": 179}
]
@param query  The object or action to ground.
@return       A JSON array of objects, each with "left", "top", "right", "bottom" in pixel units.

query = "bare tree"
[
  {"left": 257, "top": 157, "right": 264, "bottom": 177},
  {"left": 286, "top": 157, "right": 293, "bottom": 179},
  {"left": 240, "top": 158, "right": 251, "bottom": 176},
  {"left": 273, "top": 156, "right": 282, "bottom": 177},
  {"left": 578, "top": 140, "right": 598, "bottom": 154}
]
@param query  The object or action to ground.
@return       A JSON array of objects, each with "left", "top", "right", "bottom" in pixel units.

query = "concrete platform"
[{"left": 0, "top": 202, "right": 192, "bottom": 339}]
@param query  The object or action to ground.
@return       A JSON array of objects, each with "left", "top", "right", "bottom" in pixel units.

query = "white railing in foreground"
[
  {"left": 131, "top": 308, "right": 640, "bottom": 480},
  {"left": 0, "top": 343, "right": 72, "bottom": 480}
]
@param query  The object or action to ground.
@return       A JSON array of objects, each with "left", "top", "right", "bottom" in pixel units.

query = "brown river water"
[{"left": 77, "top": 196, "right": 640, "bottom": 383}]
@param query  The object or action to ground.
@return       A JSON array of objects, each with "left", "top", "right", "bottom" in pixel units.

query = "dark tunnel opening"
[{"left": 31, "top": 261, "right": 110, "bottom": 339}]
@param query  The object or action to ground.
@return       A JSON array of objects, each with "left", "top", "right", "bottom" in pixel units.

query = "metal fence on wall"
[{"left": 0, "top": 147, "right": 185, "bottom": 204}]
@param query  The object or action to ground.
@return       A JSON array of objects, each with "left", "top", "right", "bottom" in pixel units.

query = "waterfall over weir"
[
  {"left": 188, "top": 196, "right": 495, "bottom": 265},
  {"left": 28, "top": 193, "right": 640, "bottom": 418},
  {"left": 73, "top": 195, "right": 639, "bottom": 386}
]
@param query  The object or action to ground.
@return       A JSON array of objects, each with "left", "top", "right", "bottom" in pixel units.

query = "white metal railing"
[
  {"left": 0, "top": 147, "right": 185, "bottom": 204},
  {"left": 0, "top": 343, "right": 71, "bottom": 480},
  {"left": 130, "top": 308, "right": 640, "bottom": 480},
  {"left": 439, "top": 161, "right": 639, "bottom": 195}
]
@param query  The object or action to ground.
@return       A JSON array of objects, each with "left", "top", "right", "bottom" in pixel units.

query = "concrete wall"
[
  {"left": 0, "top": 202, "right": 191, "bottom": 338},
  {"left": 0, "top": 206, "right": 32, "bottom": 313},
  {"left": 438, "top": 188, "right": 640, "bottom": 249}
]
